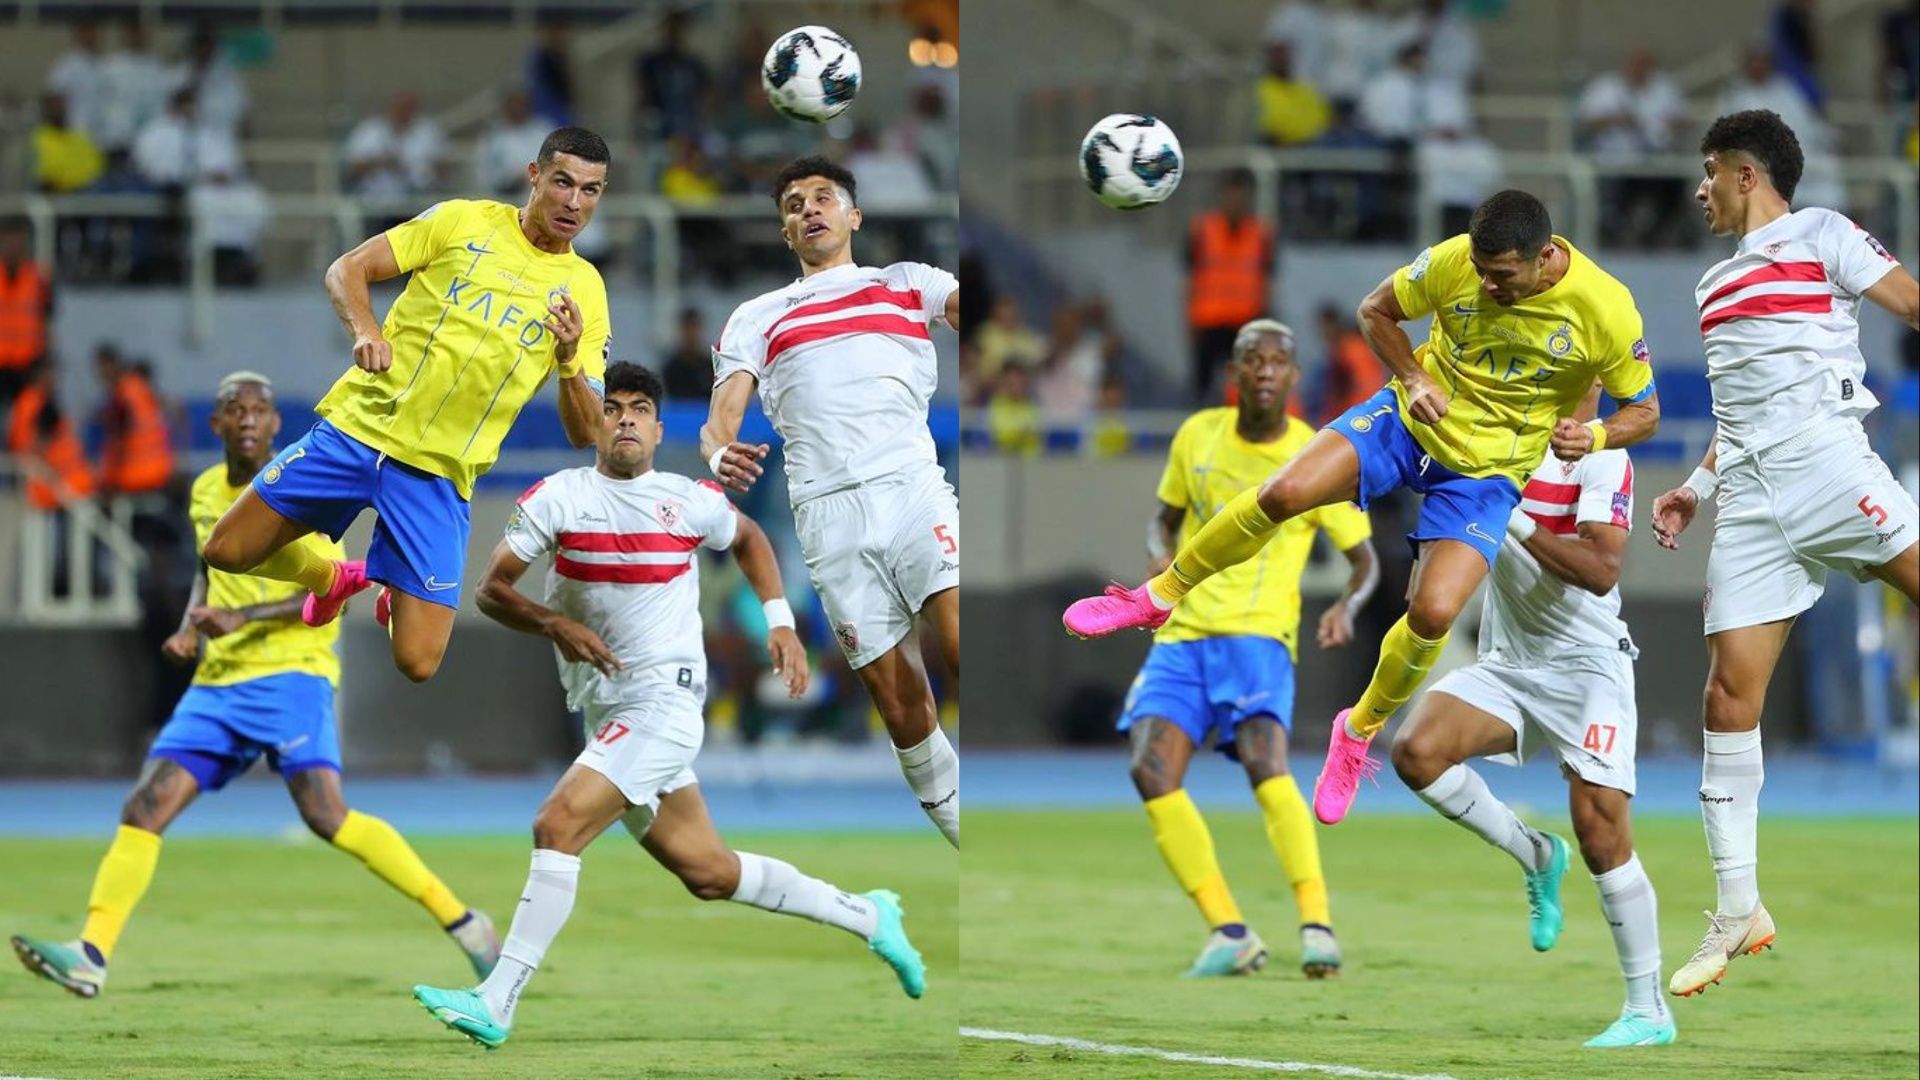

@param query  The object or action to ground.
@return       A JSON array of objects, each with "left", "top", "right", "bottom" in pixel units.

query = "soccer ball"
[
  {"left": 1078, "top": 114, "right": 1184, "bottom": 210},
  {"left": 762, "top": 26, "right": 862, "bottom": 123}
]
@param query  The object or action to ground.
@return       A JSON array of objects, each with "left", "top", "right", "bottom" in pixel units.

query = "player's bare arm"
[
  {"left": 1147, "top": 502, "right": 1184, "bottom": 577},
  {"left": 1356, "top": 276, "right": 1445, "bottom": 424},
  {"left": 944, "top": 288, "right": 960, "bottom": 332},
  {"left": 1550, "top": 390, "right": 1660, "bottom": 463},
  {"left": 544, "top": 292, "right": 599, "bottom": 448},
  {"left": 161, "top": 561, "right": 211, "bottom": 665},
  {"left": 474, "top": 539, "right": 622, "bottom": 676},
  {"left": 1317, "top": 539, "right": 1380, "bottom": 649},
  {"left": 324, "top": 232, "right": 404, "bottom": 374},
  {"left": 1515, "top": 516, "right": 1629, "bottom": 596},
  {"left": 728, "top": 511, "right": 810, "bottom": 699},
  {"left": 1652, "top": 432, "right": 1720, "bottom": 551},
  {"left": 699, "top": 371, "right": 769, "bottom": 494},
  {"left": 1862, "top": 264, "right": 1920, "bottom": 331}
]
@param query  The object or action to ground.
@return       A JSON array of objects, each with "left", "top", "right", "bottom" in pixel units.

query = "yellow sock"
[
  {"left": 1254, "top": 775, "right": 1330, "bottom": 927},
  {"left": 80, "top": 825, "right": 162, "bottom": 961},
  {"left": 249, "top": 533, "right": 338, "bottom": 594},
  {"left": 331, "top": 810, "right": 468, "bottom": 927},
  {"left": 1143, "top": 789, "right": 1243, "bottom": 928},
  {"left": 1149, "top": 486, "right": 1278, "bottom": 605},
  {"left": 1350, "top": 615, "right": 1449, "bottom": 739}
]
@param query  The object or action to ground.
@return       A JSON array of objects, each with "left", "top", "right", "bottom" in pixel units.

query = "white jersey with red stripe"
[
  {"left": 712, "top": 260, "right": 958, "bottom": 505},
  {"left": 503, "top": 466, "right": 739, "bottom": 709},
  {"left": 1696, "top": 206, "right": 1900, "bottom": 468},
  {"left": 1479, "top": 448, "right": 1636, "bottom": 666}
]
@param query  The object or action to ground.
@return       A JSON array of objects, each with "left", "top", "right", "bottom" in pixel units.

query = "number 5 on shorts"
[
  {"left": 934, "top": 524, "right": 957, "bottom": 554},
  {"left": 1582, "top": 723, "right": 1617, "bottom": 754}
]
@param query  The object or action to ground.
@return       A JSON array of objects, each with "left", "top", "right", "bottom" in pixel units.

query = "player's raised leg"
[
  {"left": 1864, "top": 539, "right": 1920, "bottom": 603},
  {"left": 1236, "top": 716, "right": 1337, "bottom": 977},
  {"left": 415, "top": 764, "right": 625, "bottom": 1049},
  {"left": 923, "top": 585, "right": 958, "bottom": 679},
  {"left": 284, "top": 768, "right": 498, "bottom": 978},
  {"left": 1391, "top": 692, "right": 1568, "bottom": 951},
  {"left": 381, "top": 589, "right": 458, "bottom": 683},
  {"left": 1568, "top": 773, "right": 1674, "bottom": 1048},
  {"left": 1671, "top": 618, "right": 1790, "bottom": 996},
  {"left": 1063, "top": 429, "right": 1361, "bottom": 637},
  {"left": 11, "top": 758, "right": 197, "bottom": 998},
  {"left": 855, "top": 643, "right": 958, "bottom": 848},
  {"left": 629, "top": 783, "right": 924, "bottom": 998},
  {"left": 1127, "top": 718, "right": 1266, "bottom": 976},
  {"left": 363, "top": 456, "right": 471, "bottom": 681},
  {"left": 201, "top": 485, "right": 347, "bottom": 598}
]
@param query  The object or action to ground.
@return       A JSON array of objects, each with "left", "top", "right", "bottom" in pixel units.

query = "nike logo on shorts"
[
  {"left": 1466, "top": 522, "right": 1497, "bottom": 545},
  {"left": 423, "top": 577, "right": 459, "bottom": 592}
]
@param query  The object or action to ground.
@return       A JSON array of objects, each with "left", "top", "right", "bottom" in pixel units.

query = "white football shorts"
[
  {"left": 1704, "top": 419, "right": 1919, "bottom": 635},
  {"left": 1427, "top": 649, "right": 1639, "bottom": 794},
  {"left": 793, "top": 467, "right": 959, "bottom": 669},
  {"left": 575, "top": 690, "right": 702, "bottom": 833}
]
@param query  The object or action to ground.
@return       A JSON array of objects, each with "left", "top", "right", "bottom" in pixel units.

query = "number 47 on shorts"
[{"left": 1583, "top": 723, "right": 1618, "bottom": 754}]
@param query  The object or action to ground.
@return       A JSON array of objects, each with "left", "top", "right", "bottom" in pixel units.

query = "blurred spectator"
[
  {"left": 1767, "top": 0, "right": 1822, "bottom": 111},
  {"left": 1416, "top": 99, "right": 1502, "bottom": 234},
  {"left": 1263, "top": 0, "right": 1330, "bottom": 93},
  {"left": 888, "top": 84, "right": 958, "bottom": 193},
  {"left": 1087, "top": 374, "right": 1133, "bottom": 457},
  {"left": 659, "top": 136, "right": 723, "bottom": 204},
  {"left": 45, "top": 20, "right": 109, "bottom": 149},
  {"left": 8, "top": 360, "right": 96, "bottom": 515},
  {"left": 94, "top": 344, "right": 175, "bottom": 497},
  {"left": 1037, "top": 300, "right": 1120, "bottom": 416},
  {"left": 473, "top": 89, "right": 549, "bottom": 198},
  {"left": 344, "top": 91, "right": 446, "bottom": 199},
  {"left": 33, "top": 94, "right": 105, "bottom": 194},
  {"left": 662, "top": 307, "right": 716, "bottom": 402},
  {"left": 1358, "top": 41, "right": 1436, "bottom": 143},
  {"left": 186, "top": 169, "right": 271, "bottom": 286},
  {"left": 1314, "top": 303, "right": 1383, "bottom": 425},
  {"left": 636, "top": 11, "right": 710, "bottom": 141},
  {"left": 1719, "top": 47, "right": 1845, "bottom": 209},
  {"left": 1255, "top": 42, "right": 1332, "bottom": 147},
  {"left": 986, "top": 362, "right": 1042, "bottom": 455},
  {"left": 1320, "top": 0, "right": 1404, "bottom": 109},
  {"left": 1186, "top": 169, "right": 1275, "bottom": 399},
  {"left": 168, "top": 24, "right": 248, "bottom": 135},
  {"left": 970, "top": 295, "right": 1046, "bottom": 402},
  {"left": 1395, "top": 0, "right": 1480, "bottom": 91},
  {"left": 132, "top": 89, "right": 242, "bottom": 188},
  {"left": 526, "top": 18, "right": 575, "bottom": 127},
  {"left": 98, "top": 19, "right": 170, "bottom": 166},
  {"left": 1881, "top": 6, "right": 1919, "bottom": 104},
  {"left": 845, "top": 125, "right": 936, "bottom": 209},
  {"left": 0, "top": 218, "right": 53, "bottom": 408},
  {"left": 1579, "top": 46, "right": 1691, "bottom": 247}
]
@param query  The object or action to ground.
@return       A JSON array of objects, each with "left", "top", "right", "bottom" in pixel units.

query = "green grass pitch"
[
  {"left": 961, "top": 810, "right": 1918, "bottom": 1079},
  {"left": 1, "top": 832, "right": 954, "bottom": 1079}
]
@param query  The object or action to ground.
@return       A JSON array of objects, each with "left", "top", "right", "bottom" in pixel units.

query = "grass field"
[
  {"left": 0, "top": 832, "right": 954, "bottom": 1079},
  {"left": 961, "top": 810, "right": 1919, "bottom": 1080}
]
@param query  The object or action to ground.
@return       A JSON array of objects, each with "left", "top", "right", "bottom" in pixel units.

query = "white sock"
[
  {"left": 477, "top": 849, "right": 580, "bottom": 1027},
  {"left": 1593, "top": 854, "right": 1667, "bottom": 1022},
  {"left": 1414, "top": 764, "right": 1551, "bottom": 872},
  {"left": 897, "top": 727, "right": 959, "bottom": 848},
  {"left": 731, "top": 851, "right": 878, "bottom": 940},
  {"left": 1701, "top": 728, "right": 1763, "bottom": 916}
]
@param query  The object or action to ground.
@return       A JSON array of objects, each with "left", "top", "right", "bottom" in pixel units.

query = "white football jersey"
[
  {"left": 712, "top": 261, "right": 957, "bottom": 505},
  {"left": 1696, "top": 206, "right": 1900, "bottom": 467},
  {"left": 504, "top": 467, "right": 738, "bottom": 709},
  {"left": 1479, "top": 449, "right": 1636, "bottom": 665}
]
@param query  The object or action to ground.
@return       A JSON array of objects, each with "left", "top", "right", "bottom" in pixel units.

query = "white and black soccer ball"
[
  {"left": 1078, "top": 114, "right": 1184, "bottom": 210},
  {"left": 761, "top": 26, "right": 862, "bottom": 123}
]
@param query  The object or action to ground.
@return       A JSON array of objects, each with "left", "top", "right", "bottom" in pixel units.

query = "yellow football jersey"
[
  {"left": 316, "top": 199, "right": 611, "bottom": 499},
  {"left": 1154, "top": 409, "right": 1372, "bottom": 655},
  {"left": 188, "top": 464, "right": 343, "bottom": 687},
  {"left": 1390, "top": 233, "right": 1654, "bottom": 487}
]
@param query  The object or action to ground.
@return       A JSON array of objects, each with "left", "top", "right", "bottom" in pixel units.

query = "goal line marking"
[{"left": 959, "top": 1027, "right": 1466, "bottom": 1080}]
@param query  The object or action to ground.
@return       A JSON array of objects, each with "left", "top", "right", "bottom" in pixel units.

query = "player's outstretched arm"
[
  {"left": 1509, "top": 512, "right": 1628, "bottom": 596},
  {"left": 729, "top": 512, "right": 809, "bottom": 699},
  {"left": 1356, "top": 276, "right": 1446, "bottom": 423},
  {"left": 1652, "top": 433, "right": 1720, "bottom": 551},
  {"left": 324, "top": 233, "right": 404, "bottom": 374},
  {"left": 189, "top": 594, "right": 308, "bottom": 640},
  {"left": 699, "top": 371, "right": 770, "bottom": 494},
  {"left": 1863, "top": 265, "right": 1920, "bottom": 331},
  {"left": 944, "top": 287, "right": 961, "bottom": 333},
  {"left": 1317, "top": 538, "right": 1380, "bottom": 648},
  {"left": 1550, "top": 391, "right": 1660, "bottom": 463},
  {"left": 474, "top": 538, "right": 621, "bottom": 675},
  {"left": 161, "top": 560, "right": 210, "bottom": 665}
]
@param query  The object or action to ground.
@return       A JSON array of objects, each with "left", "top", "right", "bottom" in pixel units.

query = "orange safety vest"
[
  {"left": 100, "top": 371, "right": 175, "bottom": 494},
  {"left": 7, "top": 382, "right": 95, "bottom": 510},
  {"left": 1187, "top": 212, "right": 1273, "bottom": 330},
  {"left": 0, "top": 260, "right": 51, "bottom": 372}
]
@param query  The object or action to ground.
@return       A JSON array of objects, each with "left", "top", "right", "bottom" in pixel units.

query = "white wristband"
[
  {"left": 1506, "top": 507, "right": 1537, "bottom": 542},
  {"left": 763, "top": 598, "right": 795, "bottom": 631},
  {"left": 1683, "top": 466, "right": 1719, "bottom": 504},
  {"left": 707, "top": 446, "right": 727, "bottom": 478}
]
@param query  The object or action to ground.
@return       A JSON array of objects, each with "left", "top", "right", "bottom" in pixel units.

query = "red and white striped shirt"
[
  {"left": 1696, "top": 207, "right": 1899, "bottom": 467},
  {"left": 504, "top": 467, "right": 737, "bottom": 708},
  {"left": 713, "top": 261, "right": 957, "bottom": 504},
  {"left": 1481, "top": 448, "right": 1635, "bottom": 664}
]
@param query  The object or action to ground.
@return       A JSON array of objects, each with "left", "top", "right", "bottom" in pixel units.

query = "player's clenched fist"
[
  {"left": 1549, "top": 417, "right": 1595, "bottom": 461},
  {"left": 353, "top": 332, "right": 393, "bottom": 373},
  {"left": 1402, "top": 372, "right": 1449, "bottom": 424},
  {"left": 1650, "top": 486, "right": 1699, "bottom": 551},
  {"left": 711, "top": 441, "right": 770, "bottom": 494},
  {"left": 161, "top": 627, "right": 200, "bottom": 665},
  {"left": 768, "top": 625, "right": 810, "bottom": 699}
]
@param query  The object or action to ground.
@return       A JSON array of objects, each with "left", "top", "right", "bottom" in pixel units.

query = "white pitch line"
[{"left": 960, "top": 1028, "right": 1465, "bottom": 1080}]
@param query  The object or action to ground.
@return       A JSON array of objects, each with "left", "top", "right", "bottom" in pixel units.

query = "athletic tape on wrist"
[
  {"left": 708, "top": 447, "right": 728, "bottom": 478},
  {"left": 1584, "top": 419, "right": 1608, "bottom": 452},
  {"left": 763, "top": 598, "right": 796, "bottom": 631},
  {"left": 1683, "top": 466, "right": 1719, "bottom": 504}
]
